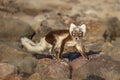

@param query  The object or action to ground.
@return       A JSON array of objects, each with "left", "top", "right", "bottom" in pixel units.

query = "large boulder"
[
  {"left": 0, "top": 43, "right": 32, "bottom": 62},
  {"left": 72, "top": 55, "right": 120, "bottom": 80},
  {"left": 0, "top": 17, "right": 35, "bottom": 41},
  {"left": 0, "top": 43, "right": 38, "bottom": 78},
  {"left": 102, "top": 38, "right": 120, "bottom": 61},
  {"left": 35, "top": 59, "right": 70, "bottom": 80},
  {"left": 8, "top": 57, "right": 37, "bottom": 76}
]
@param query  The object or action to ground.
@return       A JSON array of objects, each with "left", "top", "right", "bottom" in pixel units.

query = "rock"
[
  {"left": 84, "top": 40, "right": 104, "bottom": 53},
  {"left": 31, "top": 13, "right": 69, "bottom": 42},
  {"left": 32, "top": 12, "right": 67, "bottom": 31},
  {"left": 0, "top": 43, "right": 32, "bottom": 62},
  {"left": 70, "top": 57, "right": 89, "bottom": 70},
  {"left": 27, "top": 73, "right": 41, "bottom": 80},
  {"left": 0, "top": 41, "right": 21, "bottom": 51},
  {"left": 79, "top": 19, "right": 106, "bottom": 42},
  {"left": 82, "top": 74, "right": 105, "bottom": 80},
  {"left": 4, "top": 75, "right": 22, "bottom": 80},
  {"left": 72, "top": 55, "right": 120, "bottom": 80},
  {"left": 35, "top": 58, "right": 53, "bottom": 75},
  {"left": 0, "top": 43, "right": 37, "bottom": 76},
  {"left": 0, "top": 63, "right": 17, "bottom": 80},
  {"left": 18, "top": 57, "right": 37, "bottom": 75},
  {"left": 0, "top": 0, "right": 20, "bottom": 14},
  {"left": 0, "top": 0, "right": 71, "bottom": 16},
  {"left": 103, "top": 17, "right": 120, "bottom": 42},
  {"left": 16, "top": 0, "right": 71, "bottom": 16},
  {"left": 8, "top": 56, "right": 37, "bottom": 76},
  {"left": 0, "top": 17, "right": 35, "bottom": 41},
  {"left": 102, "top": 38, "right": 120, "bottom": 61},
  {"left": 41, "top": 61, "right": 70, "bottom": 80},
  {"left": 35, "top": 59, "right": 70, "bottom": 80}
]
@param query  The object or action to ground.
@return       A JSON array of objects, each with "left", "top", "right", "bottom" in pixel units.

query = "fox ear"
[
  {"left": 79, "top": 24, "right": 86, "bottom": 36},
  {"left": 69, "top": 23, "right": 77, "bottom": 34}
]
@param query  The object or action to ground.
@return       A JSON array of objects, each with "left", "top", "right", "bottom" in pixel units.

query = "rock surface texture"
[{"left": 0, "top": 0, "right": 120, "bottom": 80}]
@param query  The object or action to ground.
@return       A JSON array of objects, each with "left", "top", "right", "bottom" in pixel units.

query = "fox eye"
[
  {"left": 72, "top": 31, "right": 76, "bottom": 36},
  {"left": 72, "top": 33, "right": 75, "bottom": 36},
  {"left": 78, "top": 32, "right": 83, "bottom": 37}
]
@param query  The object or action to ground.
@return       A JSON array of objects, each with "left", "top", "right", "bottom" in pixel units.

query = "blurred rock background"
[{"left": 0, "top": 0, "right": 120, "bottom": 80}]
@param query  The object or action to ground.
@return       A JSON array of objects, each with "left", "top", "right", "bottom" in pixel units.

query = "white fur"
[
  {"left": 78, "top": 24, "right": 86, "bottom": 36},
  {"left": 21, "top": 37, "right": 52, "bottom": 52},
  {"left": 69, "top": 23, "right": 77, "bottom": 36},
  {"left": 69, "top": 23, "right": 86, "bottom": 37},
  {"left": 65, "top": 40, "right": 77, "bottom": 46},
  {"left": 21, "top": 36, "right": 67, "bottom": 53}
]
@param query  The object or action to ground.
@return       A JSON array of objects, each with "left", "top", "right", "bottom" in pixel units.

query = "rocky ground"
[{"left": 0, "top": 0, "right": 120, "bottom": 80}]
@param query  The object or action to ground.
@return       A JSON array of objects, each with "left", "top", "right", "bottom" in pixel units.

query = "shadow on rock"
[
  {"left": 83, "top": 74, "right": 105, "bottom": 80},
  {"left": 31, "top": 53, "right": 53, "bottom": 59},
  {"left": 62, "top": 50, "right": 101, "bottom": 61}
]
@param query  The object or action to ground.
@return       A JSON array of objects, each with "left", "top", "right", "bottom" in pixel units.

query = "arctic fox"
[{"left": 21, "top": 23, "right": 89, "bottom": 60}]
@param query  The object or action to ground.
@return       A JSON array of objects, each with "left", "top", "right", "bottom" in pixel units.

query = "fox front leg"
[{"left": 75, "top": 44, "right": 89, "bottom": 60}]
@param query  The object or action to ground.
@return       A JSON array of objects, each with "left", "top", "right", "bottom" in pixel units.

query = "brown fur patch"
[{"left": 45, "top": 30, "right": 69, "bottom": 45}]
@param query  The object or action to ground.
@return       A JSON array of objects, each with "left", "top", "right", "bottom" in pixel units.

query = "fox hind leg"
[
  {"left": 58, "top": 40, "right": 66, "bottom": 60},
  {"left": 50, "top": 44, "right": 57, "bottom": 58}
]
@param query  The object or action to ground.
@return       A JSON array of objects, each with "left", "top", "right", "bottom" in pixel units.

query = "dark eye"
[
  {"left": 72, "top": 33, "right": 75, "bottom": 36},
  {"left": 78, "top": 33, "right": 83, "bottom": 37},
  {"left": 72, "top": 31, "right": 76, "bottom": 36}
]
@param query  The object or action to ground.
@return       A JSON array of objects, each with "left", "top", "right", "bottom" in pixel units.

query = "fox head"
[{"left": 69, "top": 23, "right": 86, "bottom": 40}]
